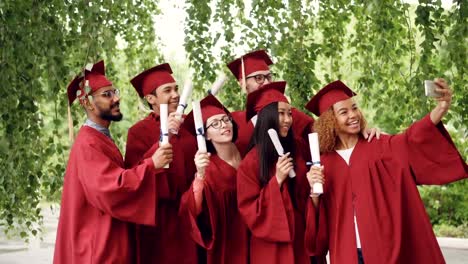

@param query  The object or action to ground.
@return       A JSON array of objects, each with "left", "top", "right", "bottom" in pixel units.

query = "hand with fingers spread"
[
  {"left": 168, "top": 112, "right": 183, "bottom": 136},
  {"left": 194, "top": 150, "right": 211, "bottom": 180},
  {"left": 362, "top": 127, "right": 384, "bottom": 142},
  {"left": 430, "top": 78, "right": 453, "bottom": 125},
  {"left": 152, "top": 143, "right": 173, "bottom": 169},
  {"left": 275, "top": 152, "right": 293, "bottom": 186}
]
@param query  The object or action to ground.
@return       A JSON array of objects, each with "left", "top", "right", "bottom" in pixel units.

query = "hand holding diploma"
[
  {"left": 268, "top": 129, "right": 296, "bottom": 179},
  {"left": 167, "top": 112, "right": 183, "bottom": 137},
  {"left": 194, "top": 150, "right": 211, "bottom": 180},
  {"left": 170, "top": 79, "right": 193, "bottom": 134},
  {"left": 176, "top": 79, "right": 193, "bottom": 117},
  {"left": 308, "top": 133, "right": 323, "bottom": 195},
  {"left": 160, "top": 104, "right": 170, "bottom": 168},
  {"left": 151, "top": 143, "right": 173, "bottom": 169},
  {"left": 192, "top": 100, "right": 207, "bottom": 152}
]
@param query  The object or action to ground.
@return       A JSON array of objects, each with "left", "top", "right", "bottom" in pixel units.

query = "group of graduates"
[{"left": 53, "top": 49, "right": 467, "bottom": 264}]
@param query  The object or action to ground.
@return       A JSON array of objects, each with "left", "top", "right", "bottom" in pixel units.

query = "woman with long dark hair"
[
  {"left": 236, "top": 81, "right": 320, "bottom": 264},
  {"left": 179, "top": 95, "right": 249, "bottom": 264},
  {"left": 304, "top": 80, "right": 467, "bottom": 264}
]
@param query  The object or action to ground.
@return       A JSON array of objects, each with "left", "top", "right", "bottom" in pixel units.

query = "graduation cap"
[
  {"left": 305, "top": 80, "right": 357, "bottom": 116},
  {"left": 246, "top": 81, "right": 288, "bottom": 121},
  {"left": 227, "top": 50, "right": 273, "bottom": 90},
  {"left": 130, "top": 63, "right": 176, "bottom": 98},
  {"left": 183, "top": 94, "right": 231, "bottom": 136},
  {"left": 66, "top": 60, "right": 113, "bottom": 105},
  {"left": 66, "top": 60, "right": 113, "bottom": 142}
]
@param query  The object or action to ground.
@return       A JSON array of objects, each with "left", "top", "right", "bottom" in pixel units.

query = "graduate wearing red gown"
[
  {"left": 54, "top": 61, "right": 164, "bottom": 264},
  {"left": 179, "top": 95, "right": 249, "bottom": 264},
  {"left": 226, "top": 50, "right": 314, "bottom": 156},
  {"left": 236, "top": 82, "right": 318, "bottom": 264},
  {"left": 125, "top": 63, "right": 198, "bottom": 264},
  {"left": 304, "top": 80, "right": 468, "bottom": 264}
]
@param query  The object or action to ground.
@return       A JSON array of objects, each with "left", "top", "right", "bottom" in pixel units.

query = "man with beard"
[
  {"left": 54, "top": 60, "right": 173, "bottom": 263},
  {"left": 125, "top": 63, "right": 199, "bottom": 264}
]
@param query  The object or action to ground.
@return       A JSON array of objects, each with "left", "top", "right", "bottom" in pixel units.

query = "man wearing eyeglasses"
[
  {"left": 226, "top": 50, "right": 316, "bottom": 156},
  {"left": 54, "top": 61, "right": 172, "bottom": 263},
  {"left": 125, "top": 63, "right": 199, "bottom": 264}
]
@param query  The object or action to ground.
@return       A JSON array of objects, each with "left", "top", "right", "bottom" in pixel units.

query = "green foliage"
[
  {"left": 183, "top": 0, "right": 467, "bottom": 228},
  {"left": 0, "top": 0, "right": 466, "bottom": 239},
  {"left": 434, "top": 223, "right": 468, "bottom": 238},
  {"left": 0, "top": 0, "right": 162, "bottom": 238}
]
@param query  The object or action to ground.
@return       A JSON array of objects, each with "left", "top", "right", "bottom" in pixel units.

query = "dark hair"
[
  {"left": 205, "top": 114, "right": 238, "bottom": 154},
  {"left": 246, "top": 102, "right": 296, "bottom": 187}
]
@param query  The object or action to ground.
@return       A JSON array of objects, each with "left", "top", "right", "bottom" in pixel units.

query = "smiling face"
[
  {"left": 277, "top": 101, "right": 292, "bottom": 137},
  {"left": 205, "top": 113, "right": 233, "bottom": 144},
  {"left": 146, "top": 82, "right": 180, "bottom": 113},
  {"left": 89, "top": 85, "right": 123, "bottom": 122},
  {"left": 332, "top": 98, "right": 362, "bottom": 136}
]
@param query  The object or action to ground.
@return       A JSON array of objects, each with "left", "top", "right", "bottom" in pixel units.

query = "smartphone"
[{"left": 424, "top": 80, "right": 442, "bottom": 97}]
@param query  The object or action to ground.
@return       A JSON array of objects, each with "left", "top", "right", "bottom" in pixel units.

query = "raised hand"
[
  {"left": 275, "top": 152, "right": 293, "bottom": 186},
  {"left": 430, "top": 78, "right": 453, "bottom": 124},
  {"left": 194, "top": 150, "right": 211, "bottom": 179},
  {"left": 168, "top": 112, "right": 183, "bottom": 136}
]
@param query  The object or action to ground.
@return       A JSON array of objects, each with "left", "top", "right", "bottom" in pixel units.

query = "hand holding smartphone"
[{"left": 424, "top": 80, "right": 442, "bottom": 97}]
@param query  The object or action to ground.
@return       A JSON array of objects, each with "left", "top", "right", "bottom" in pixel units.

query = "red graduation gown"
[
  {"left": 231, "top": 108, "right": 314, "bottom": 157},
  {"left": 125, "top": 112, "right": 198, "bottom": 264},
  {"left": 305, "top": 114, "right": 468, "bottom": 264},
  {"left": 237, "top": 147, "right": 312, "bottom": 264},
  {"left": 54, "top": 126, "right": 159, "bottom": 264},
  {"left": 180, "top": 154, "right": 249, "bottom": 264}
]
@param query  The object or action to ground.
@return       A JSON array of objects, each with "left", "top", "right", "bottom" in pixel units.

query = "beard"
[{"left": 98, "top": 102, "right": 123, "bottom": 121}]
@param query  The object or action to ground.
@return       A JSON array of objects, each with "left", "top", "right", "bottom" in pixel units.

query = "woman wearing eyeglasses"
[
  {"left": 179, "top": 94, "right": 249, "bottom": 264},
  {"left": 236, "top": 82, "right": 326, "bottom": 264}
]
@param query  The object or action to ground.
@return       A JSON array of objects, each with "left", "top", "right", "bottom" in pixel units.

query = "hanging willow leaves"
[
  {"left": 183, "top": 0, "right": 467, "bottom": 228},
  {"left": 0, "top": 0, "right": 162, "bottom": 239}
]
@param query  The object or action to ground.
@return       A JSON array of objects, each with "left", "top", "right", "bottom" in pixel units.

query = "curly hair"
[{"left": 313, "top": 107, "right": 367, "bottom": 153}]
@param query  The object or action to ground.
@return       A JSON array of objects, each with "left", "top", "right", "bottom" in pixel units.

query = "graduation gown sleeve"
[
  {"left": 180, "top": 179, "right": 217, "bottom": 250},
  {"left": 389, "top": 114, "right": 467, "bottom": 184},
  {"left": 53, "top": 126, "right": 160, "bottom": 264}
]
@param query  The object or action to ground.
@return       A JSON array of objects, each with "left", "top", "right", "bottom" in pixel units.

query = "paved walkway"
[{"left": 0, "top": 206, "right": 467, "bottom": 263}]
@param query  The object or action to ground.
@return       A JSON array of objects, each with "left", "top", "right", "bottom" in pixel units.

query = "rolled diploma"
[
  {"left": 192, "top": 100, "right": 207, "bottom": 152},
  {"left": 267, "top": 129, "right": 296, "bottom": 178},
  {"left": 160, "top": 104, "right": 169, "bottom": 168},
  {"left": 308, "top": 133, "right": 323, "bottom": 194},
  {"left": 176, "top": 79, "right": 193, "bottom": 118},
  {"left": 208, "top": 74, "right": 227, "bottom": 96}
]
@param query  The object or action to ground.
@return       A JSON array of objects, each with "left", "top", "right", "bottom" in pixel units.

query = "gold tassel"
[
  {"left": 241, "top": 56, "right": 247, "bottom": 92},
  {"left": 67, "top": 104, "right": 75, "bottom": 143}
]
